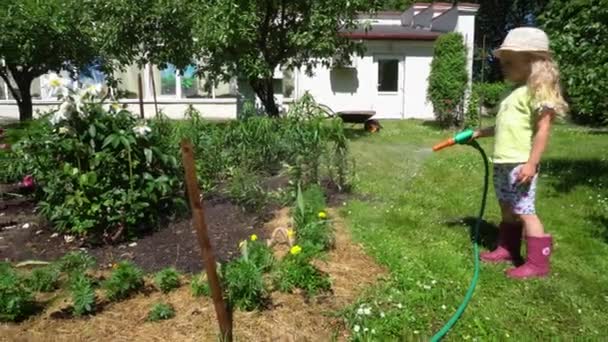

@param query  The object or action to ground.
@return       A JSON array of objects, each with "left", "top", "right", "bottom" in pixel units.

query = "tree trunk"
[
  {"left": 250, "top": 77, "right": 279, "bottom": 117},
  {"left": 4, "top": 71, "right": 35, "bottom": 122},
  {"left": 18, "top": 92, "right": 33, "bottom": 122}
]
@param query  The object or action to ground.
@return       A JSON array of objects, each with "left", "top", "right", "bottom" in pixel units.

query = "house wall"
[{"left": 294, "top": 40, "right": 435, "bottom": 120}]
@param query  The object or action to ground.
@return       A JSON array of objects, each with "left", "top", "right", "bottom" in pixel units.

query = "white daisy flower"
[
  {"left": 50, "top": 101, "right": 72, "bottom": 125},
  {"left": 84, "top": 83, "right": 103, "bottom": 97},
  {"left": 133, "top": 123, "right": 152, "bottom": 137},
  {"left": 58, "top": 127, "right": 69, "bottom": 134},
  {"left": 353, "top": 325, "right": 360, "bottom": 333}
]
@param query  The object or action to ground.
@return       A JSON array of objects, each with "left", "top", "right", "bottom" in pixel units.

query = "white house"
[
  {"left": 0, "top": 2, "right": 478, "bottom": 122},
  {"left": 293, "top": 2, "right": 479, "bottom": 120}
]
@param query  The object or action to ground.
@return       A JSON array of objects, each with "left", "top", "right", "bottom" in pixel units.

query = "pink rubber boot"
[
  {"left": 480, "top": 222, "right": 523, "bottom": 263},
  {"left": 506, "top": 235, "right": 552, "bottom": 279}
]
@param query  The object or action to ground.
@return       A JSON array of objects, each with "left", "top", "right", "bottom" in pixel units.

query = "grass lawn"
[{"left": 341, "top": 120, "right": 608, "bottom": 340}]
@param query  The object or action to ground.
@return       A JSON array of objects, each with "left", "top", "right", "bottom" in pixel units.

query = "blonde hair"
[{"left": 527, "top": 53, "right": 569, "bottom": 116}]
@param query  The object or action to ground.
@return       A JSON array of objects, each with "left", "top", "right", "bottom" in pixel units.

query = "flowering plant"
[{"left": 13, "top": 83, "right": 184, "bottom": 241}]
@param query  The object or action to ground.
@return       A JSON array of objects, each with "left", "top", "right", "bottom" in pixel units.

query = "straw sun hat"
[{"left": 494, "top": 27, "right": 551, "bottom": 58}]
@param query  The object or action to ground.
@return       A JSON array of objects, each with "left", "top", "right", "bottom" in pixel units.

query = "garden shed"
[{"left": 292, "top": 2, "right": 479, "bottom": 120}]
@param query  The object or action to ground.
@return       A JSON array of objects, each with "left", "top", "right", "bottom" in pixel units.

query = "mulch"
[{"left": 0, "top": 193, "right": 274, "bottom": 273}]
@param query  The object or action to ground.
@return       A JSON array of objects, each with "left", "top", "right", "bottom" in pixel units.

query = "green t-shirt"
[{"left": 493, "top": 86, "right": 537, "bottom": 164}]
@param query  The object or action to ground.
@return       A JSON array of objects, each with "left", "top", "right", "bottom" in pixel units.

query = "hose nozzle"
[{"left": 433, "top": 129, "right": 475, "bottom": 152}]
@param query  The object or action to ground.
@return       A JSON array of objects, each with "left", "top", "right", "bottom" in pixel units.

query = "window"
[
  {"left": 377, "top": 59, "right": 399, "bottom": 92},
  {"left": 160, "top": 64, "right": 177, "bottom": 96},
  {"left": 79, "top": 62, "right": 106, "bottom": 88}
]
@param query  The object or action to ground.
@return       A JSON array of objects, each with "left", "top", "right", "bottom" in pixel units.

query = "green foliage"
[
  {"left": 25, "top": 266, "right": 60, "bottom": 293},
  {"left": 223, "top": 258, "right": 266, "bottom": 311},
  {"left": 70, "top": 274, "right": 96, "bottom": 317},
  {"left": 428, "top": 33, "right": 468, "bottom": 127},
  {"left": 193, "top": 0, "right": 381, "bottom": 116},
  {"left": 190, "top": 274, "right": 211, "bottom": 298},
  {"left": 147, "top": 302, "right": 175, "bottom": 322},
  {"left": 57, "top": 251, "right": 96, "bottom": 275},
  {"left": 293, "top": 185, "right": 334, "bottom": 252},
  {"left": 16, "top": 89, "right": 183, "bottom": 239},
  {"left": 102, "top": 261, "right": 144, "bottom": 301},
  {"left": 540, "top": 0, "right": 608, "bottom": 126},
  {"left": 0, "top": 0, "right": 99, "bottom": 121},
  {"left": 0, "top": 263, "right": 35, "bottom": 322},
  {"left": 274, "top": 250, "right": 331, "bottom": 297},
  {"left": 225, "top": 168, "right": 267, "bottom": 212},
  {"left": 154, "top": 268, "right": 181, "bottom": 294},
  {"left": 464, "top": 92, "right": 481, "bottom": 129},
  {"left": 472, "top": 82, "right": 511, "bottom": 110},
  {"left": 243, "top": 240, "right": 275, "bottom": 273}
]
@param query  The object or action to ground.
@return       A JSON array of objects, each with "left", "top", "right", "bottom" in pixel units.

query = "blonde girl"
[{"left": 473, "top": 27, "right": 568, "bottom": 279}]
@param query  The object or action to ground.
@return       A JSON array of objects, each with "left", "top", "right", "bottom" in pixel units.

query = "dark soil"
[{"left": 0, "top": 195, "right": 274, "bottom": 273}]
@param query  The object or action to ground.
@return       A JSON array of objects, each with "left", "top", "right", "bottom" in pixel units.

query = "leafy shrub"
[
  {"left": 0, "top": 263, "right": 35, "bottom": 322},
  {"left": 25, "top": 266, "right": 60, "bottom": 293},
  {"left": 147, "top": 302, "right": 175, "bottom": 321},
  {"left": 274, "top": 246, "right": 331, "bottom": 297},
  {"left": 225, "top": 168, "right": 267, "bottom": 211},
  {"left": 246, "top": 240, "right": 275, "bottom": 273},
  {"left": 540, "top": 1, "right": 608, "bottom": 126},
  {"left": 70, "top": 274, "right": 96, "bottom": 316},
  {"left": 223, "top": 258, "right": 266, "bottom": 311},
  {"left": 14, "top": 88, "right": 184, "bottom": 239},
  {"left": 57, "top": 251, "right": 96, "bottom": 275},
  {"left": 464, "top": 91, "right": 481, "bottom": 129},
  {"left": 293, "top": 185, "right": 334, "bottom": 252},
  {"left": 154, "top": 268, "right": 181, "bottom": 294},
  {"left": 191, "top": 273, "right": 211, "bottom": 297},
  {"left": 472, "top": 82, "right": 510, "bottom": 110},
  {"left": 102, "top": 261, "right": 144, "bottom": 301},
  {"left": 428, "top": 32, "right": 468, "bottom": 127}
]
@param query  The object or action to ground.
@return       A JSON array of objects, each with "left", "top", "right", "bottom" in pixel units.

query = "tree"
[
  {"left": 0, "top": 0, "right": 98, "bottom": 121},
  {"left": 193, "top": 0, "right": 380, "bottom": 117},
  {"left": 427, "top": 33, "right": 468, "bottom": 127},
  {"left": 540, "top": 0, "right": 608, "bottom": 126}
]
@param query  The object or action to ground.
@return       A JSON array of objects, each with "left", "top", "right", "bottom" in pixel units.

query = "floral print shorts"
[{"left": 493, "top": 163, "right": 538, "bottom": 215}]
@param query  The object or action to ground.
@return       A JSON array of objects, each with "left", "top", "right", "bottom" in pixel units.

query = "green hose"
[{"left": 430, "top": 140, "right": 490, "bottom": 342}]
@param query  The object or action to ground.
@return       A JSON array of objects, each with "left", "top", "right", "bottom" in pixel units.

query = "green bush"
[
  {"left": 57, "top": 251, "right": 96, "bottom": 275},
  {"left": 14, "top": 88, "right": 184, "bottom": 239},
  {"left": 25, "top": 266, "right": 60, "bottom": 293},
  {"left": 223, "top": 258, "right": 266, "bottom": 311},
  {"left": 147, "top": 302, "right": 175, "bottom": 321},
  {"left": 190, "top": 273, "right": 211, "bottom": 297},
  {"left": 154, "top": 268, "right": 181, "bottom": 294},
  {"left": 540, "top": 0, "right": 608, "bottom": 126},
  {"left": 464, "top": 91, "right": 481, "bottom": 129},
  {"left": 246, "top": 240, "right": 275, "bottom": 273},
  {"left": 70, "top": 274, "right": 96, "bottom": 317},
  {"left": 274, "top": 247, "right": 331, "bottom": 297},
  {"left": 102, "top": 261, "right": 144, "bottom": 301},
  {"left": 293, "top": 185, "right": 334, "bottom": 252},
  {"left": 0, "top": 263, "right": 35, "bottom": 322},
  {"left": 427, "top": 32, "right": 468, "bottom": 127},
  {"left": 472, "top": 82, "right": 510, "bottom": 110},
  {"left": 225, "top": 168, "right": 267, "bottom": 211}
]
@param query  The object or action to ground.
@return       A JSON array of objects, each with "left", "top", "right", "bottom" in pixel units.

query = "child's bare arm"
[
  {"left": 517, "top": 109, "right": 554, "bottom": 184},
  {"left": 473, "top": 126, "right": 495, "bottom": 139}
]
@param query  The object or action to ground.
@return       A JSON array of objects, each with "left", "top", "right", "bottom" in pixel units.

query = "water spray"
[{"left": 429, "top": 129, "right": 489, "bottom": 342}]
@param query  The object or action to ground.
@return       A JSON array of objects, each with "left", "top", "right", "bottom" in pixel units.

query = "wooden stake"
[
  {"left": 180, "top": 140, "right": 233, "bottom": 341},
  {"left": 137, "top": 73, "right": 145, "bottom": 119},
  {"left": 149, "top": 67, "right": 159, "bottom": 118}
]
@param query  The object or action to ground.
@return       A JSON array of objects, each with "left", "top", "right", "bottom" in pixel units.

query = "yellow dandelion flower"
[
  {"left": 318, "top": 211, "right": 327, "bottom": 219},
  {"left": 287, "top": 229, "right": 295, "bottom": 238},
  {"left": 290, "top": 245, "right": 302, "bottom": 255},
  {"left": 250, "top": 234, "right": 258, "bottom": 241}
]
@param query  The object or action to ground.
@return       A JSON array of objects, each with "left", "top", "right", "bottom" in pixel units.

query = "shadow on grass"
[
  {"left": 542, "top": 158, "right": 608, "bottom": 193},
  {"left": 344, "top": 127, "right": 369, "bottom": 140},
  {"left": 445, "top": 217, "right": 498, "bottom": 250},
  {"left": 590, "top": 215, "right": 608, "bottom": 244},
  {"left": 421, "top": 120, "right": 446, "bottom": 132}
]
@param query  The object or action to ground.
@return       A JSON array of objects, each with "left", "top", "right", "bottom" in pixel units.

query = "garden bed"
[
  {"left": 0, "top": 192, "right": 277, "bottom": 273},
  {"left": 0, "top": 208, "right": 387, "bottom": 340}
]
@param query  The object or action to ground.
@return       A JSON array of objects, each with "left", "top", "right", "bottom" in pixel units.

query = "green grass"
[{"left": 342, "top": 120, "right": 608, "bottom": 340}]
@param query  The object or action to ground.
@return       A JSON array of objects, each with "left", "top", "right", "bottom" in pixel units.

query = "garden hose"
[{"left": 430, "top": 135, "right": 490, "bottom": 341}]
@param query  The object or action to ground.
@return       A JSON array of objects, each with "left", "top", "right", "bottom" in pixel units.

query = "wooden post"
[
  {"left": 137, "top": 73, "right": 145, "bottom": 119},
  {"left": 180, "top": 140, "right": 233, "bottom": 341},
  {"left": 149, "top": 67, "right": 159, "bottom": 118}
]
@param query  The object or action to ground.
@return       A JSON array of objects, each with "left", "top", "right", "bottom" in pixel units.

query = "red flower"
[{"left": 19, "top": 175, "right": 35, "bottom": 189}]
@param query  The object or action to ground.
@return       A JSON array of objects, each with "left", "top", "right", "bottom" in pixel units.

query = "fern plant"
[
  {"left": 71, "top": 274, "right": 96, "bottom": 316},
  {"left": 102, "top": 261, "right": 144, "bottom": 301}
]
